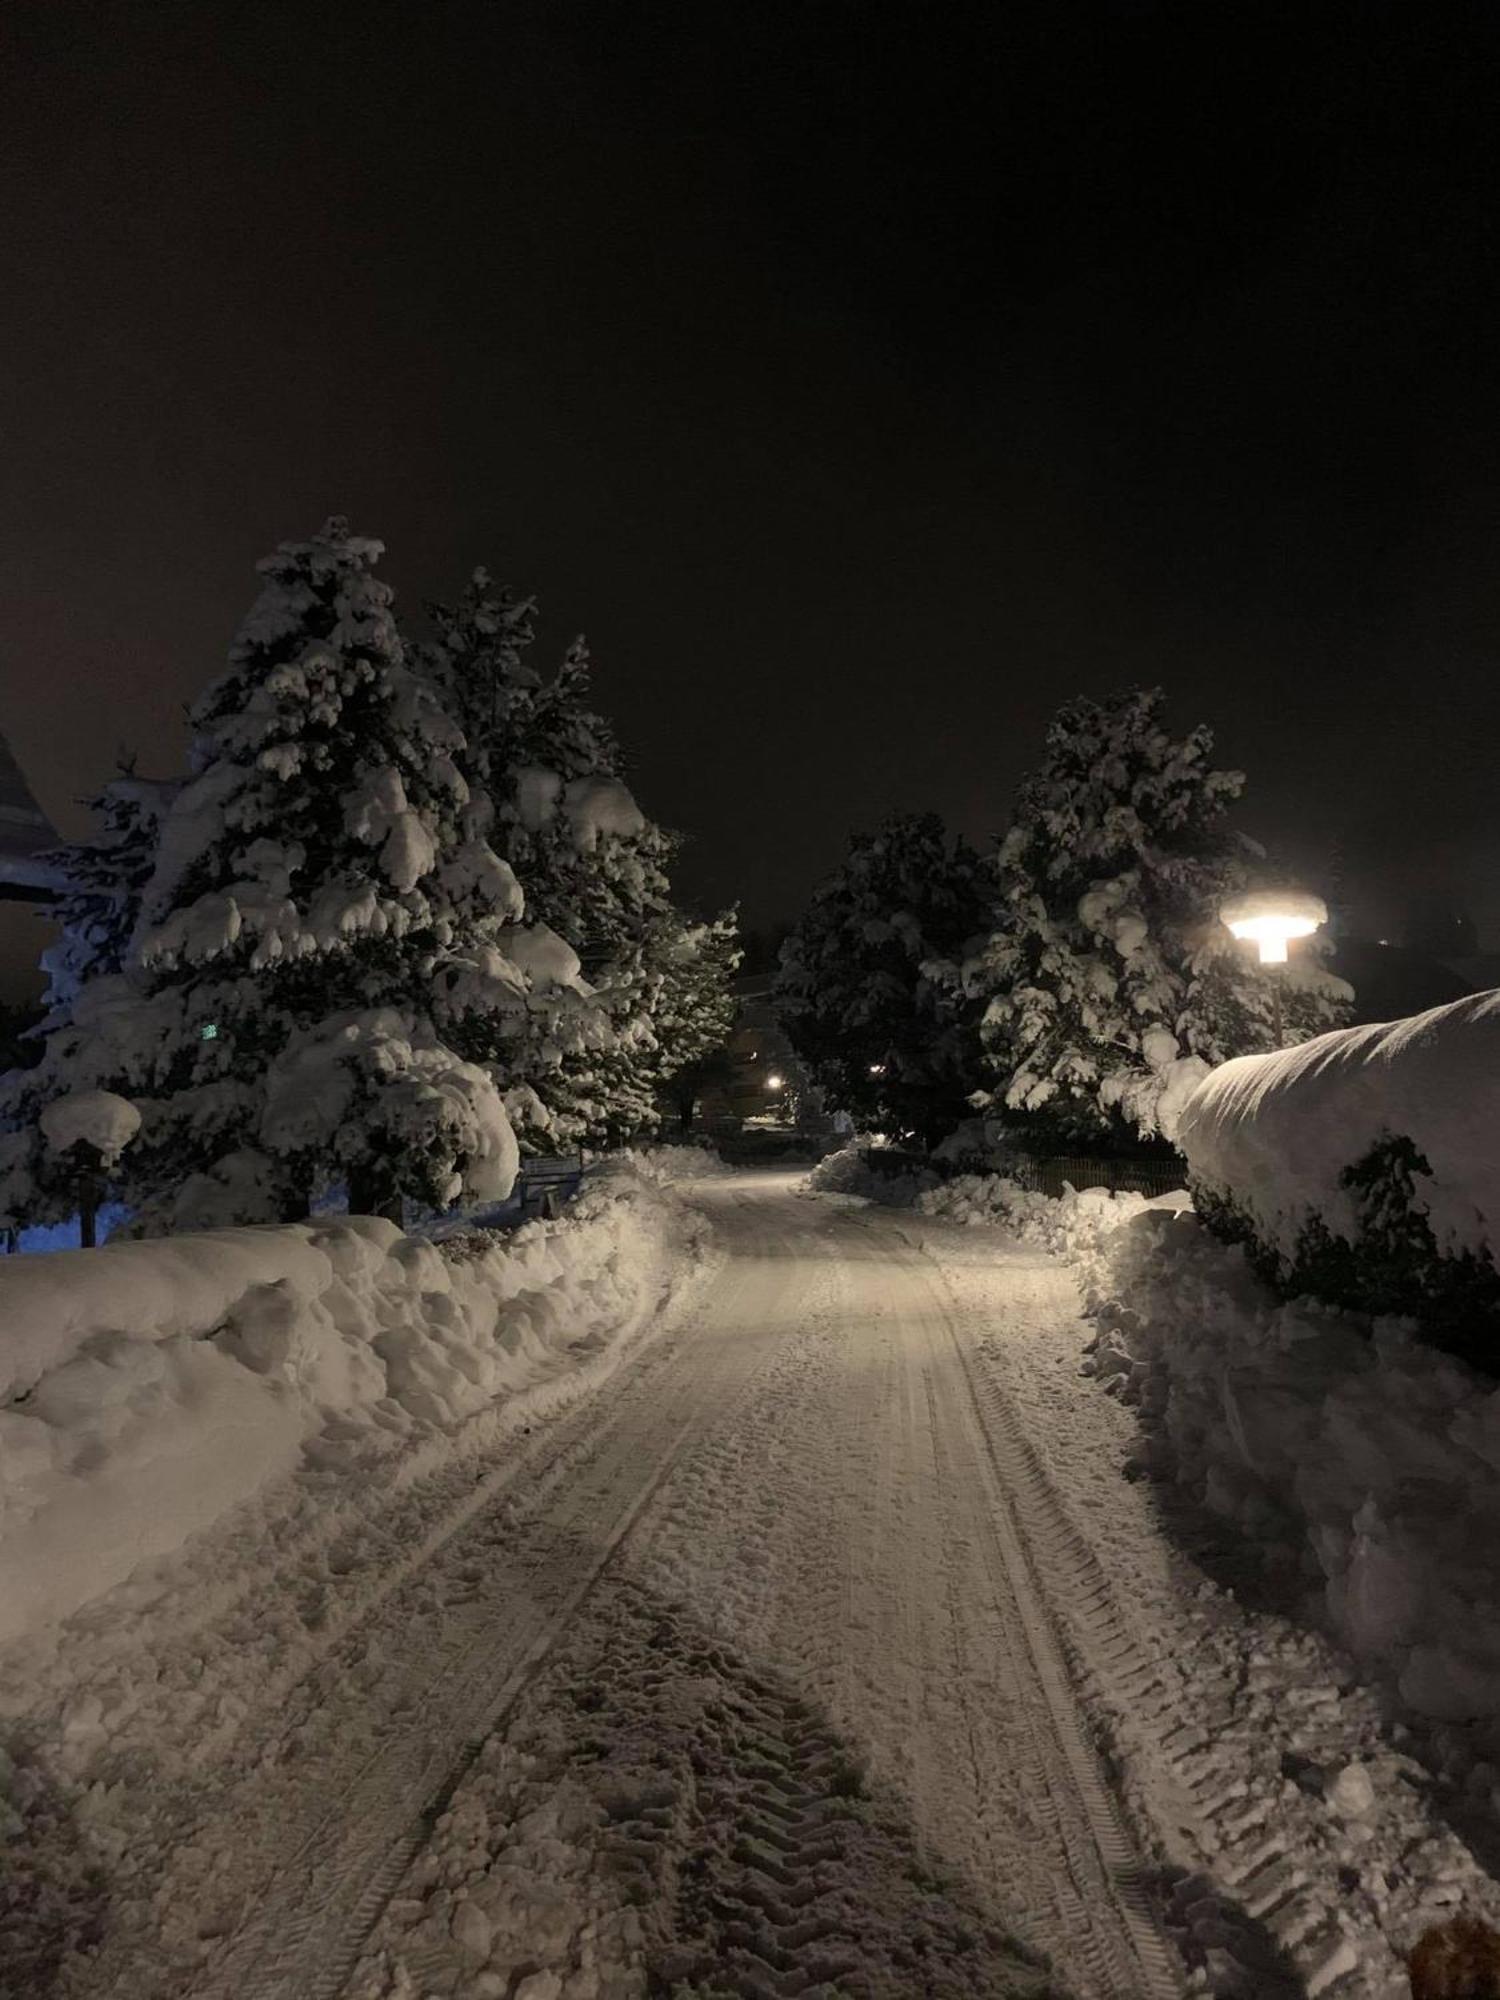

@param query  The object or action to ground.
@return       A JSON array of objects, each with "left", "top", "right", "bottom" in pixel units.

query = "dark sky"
[{"left": 3, "top": 0, "right": 1499, "bottom": 995}]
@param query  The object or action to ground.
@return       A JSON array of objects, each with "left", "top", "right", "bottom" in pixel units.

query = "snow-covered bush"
[
  {"left": 1178, "top": 990, "right": 1500, "bottom": 1367},
  {"left": 1084, "top": 1204, "right": 1500, "bottom": 1725},
  {"left": 0, "top": 1162, "right": 703, "bottom": 1642},
  {"left": 956, "top": 687, "right": 1352, "bottom": 1145},
  {"left": 776, "top": 811, "right": 991, "bottom": 1147}
]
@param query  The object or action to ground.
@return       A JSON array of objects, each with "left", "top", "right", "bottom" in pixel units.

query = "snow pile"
[
  {"left": 0, "top": 1164, "right": 699, "bottom": 1643},
  {"left": 917, "top": 1174, "right": 1175, "bottom": 1259},
  {"left": 1179, "top": 988, "right": 1500, "bottom": 1265},
  {"left": 619, "top": 1142, "right": 731, "bottom": 1186},
  {"left": 1084, "top": 1205, "right": 1500, "bottom": 1724},
  {"left": 808, "top": 1141, "right": 1185, "bottom": 1261},
  {"left": 805, "top": 1140, "right": 938, "bottom": 1206}
]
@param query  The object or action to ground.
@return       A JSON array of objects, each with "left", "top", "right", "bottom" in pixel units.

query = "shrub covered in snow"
[
  {"left": 1084, "top": 1204, "right": 1500, "bottom": 1725},
  {"left": 776, "top": 812, "right": 991, "bottom": 1148},
  {"left": 955, "top": 687, "right": 1352, "bottom": 1146},
  {"left": 0, "top": 1161, "right": 703, "bottom": 1642},
  {"left": 1178, "top": 990, "right": 1500, "bottom": 1368}
]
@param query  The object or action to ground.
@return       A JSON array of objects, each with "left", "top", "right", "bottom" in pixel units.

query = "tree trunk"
[
  {"left": 78, "top": 1169, "right": 100, "bottom": 1250},
  {"left": 348, "top": 1165, "right": 403, "bottom": 1227}
]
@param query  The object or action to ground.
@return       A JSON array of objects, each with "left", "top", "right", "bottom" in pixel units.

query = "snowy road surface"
[{"left": 9, "top": 1171, "right": 1496, "bottom": 1998}]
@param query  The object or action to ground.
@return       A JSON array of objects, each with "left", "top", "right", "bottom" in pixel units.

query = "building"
[{"left": 0, "top": 732, "right": 65, "bottom": 904}]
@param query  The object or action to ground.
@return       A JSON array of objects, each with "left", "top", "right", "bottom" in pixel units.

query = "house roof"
[{"left": 0, "top": 733, "right": 66, "bottom": 901}]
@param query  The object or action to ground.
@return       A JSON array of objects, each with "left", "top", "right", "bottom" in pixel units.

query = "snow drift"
[
  {"left": 1084, "top": 1206, "right": 1500, "bottom": 1725},
  {"left": 0, "top": 1162, "right": 702, "bottom": 1643}
]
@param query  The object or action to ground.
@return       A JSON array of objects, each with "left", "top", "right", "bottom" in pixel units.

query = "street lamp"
[
  {"left": 1221, "top": 889, "right": 1328, "bottom": 1049},
  {"left": 766, "top": 1073, "right": 784, "bottom": 1092}
]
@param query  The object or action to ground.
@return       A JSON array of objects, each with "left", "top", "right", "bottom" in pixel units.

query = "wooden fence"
[{"left": 1010, "top": 1155, "right": 1187, "bottom": 1200}]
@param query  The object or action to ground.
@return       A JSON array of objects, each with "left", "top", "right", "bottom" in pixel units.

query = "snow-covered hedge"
[
  {"left": 1178, "top": 990, "right": 1500, "bottom": 1366},
  {"left": 0, "top": 1162, "right": 703, "bottom": 1643},
  {"left": 1084, "top": 1206, "right": 1500, "bottom": 1725}
]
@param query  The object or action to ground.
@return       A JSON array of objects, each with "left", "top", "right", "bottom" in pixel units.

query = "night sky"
[{"left": 3, "top": 1, "right": 1499, "bottom": 997}]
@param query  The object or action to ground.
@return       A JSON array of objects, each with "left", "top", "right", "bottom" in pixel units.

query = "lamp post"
[{"left": 1221, "top": 890, "right": 1328, "bottom": 1050}]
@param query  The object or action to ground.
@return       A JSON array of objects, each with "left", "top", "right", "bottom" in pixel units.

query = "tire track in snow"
[
  {"left": 346, "top": 1580, "right": 1057, "bottom": 1998},
  {"left": 187, "top": 1220, "right": 794, "bottom": 2000},
  {"left": 627, "top": 1193, "right": 1186, "bottom": 1998},
  {"left": 913, "top": 1229, "right": 1357, "bottom": 1995}
]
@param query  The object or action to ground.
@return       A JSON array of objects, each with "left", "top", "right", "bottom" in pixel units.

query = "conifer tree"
[
  {"left": 776, "top": 813, "right": 991, "bottom": 1147},
  {"left": 421, "top": 580, "right": 677, "bottom": 1147},
  {"left": 966, "top": 687, "right": 1353, "bottom": 1144},
  {"left": 0, "top": 521, "right": 528, "bottom": 1230},
  {"left": 651, "top": 907, "right": 743, "bottom": 1130},
  {"left": 37, "top": 766, "right": 179, "bottom": 1009}
]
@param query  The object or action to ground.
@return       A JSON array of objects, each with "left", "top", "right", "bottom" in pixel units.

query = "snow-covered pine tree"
[
  {"left": 651, "top": 907, "right": 743, "bottom": 1130},
  {"left": 0, "top": 767, "right": 178, "bottom": 1226},
  {"left": 37, "top": 765, "right": 179, "bottom": 1009},
  {"left": 0, "top": 521, "right": 528, "bottom": 1232},
  {"left": 965, "top": 687, "right": 1353, "bottom": 1145},
  {"left": 412, "top": 572, "right": 633, "bottom": 1155},
  {"left": 775, "top": 813, "right": 992, "bottom": 1148},
  {"left": 421, "top": 583, "right": 676, "bottom": 1148}
]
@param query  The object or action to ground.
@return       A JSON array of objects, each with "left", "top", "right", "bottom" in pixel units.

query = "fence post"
[{"left": 78, "top": 1152, "right": 101, "bottom": 1250}]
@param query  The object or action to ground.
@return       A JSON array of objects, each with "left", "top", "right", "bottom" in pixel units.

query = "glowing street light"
[
  {"left": 766, "top": 1073, "right": 784, "bottom": 1091},
  {"left": 1220, "top": 889, "right": 1327, "bottom": 964},
  {"left": 1221, "top": 889, "right": 1328, "bottom": 1048}
]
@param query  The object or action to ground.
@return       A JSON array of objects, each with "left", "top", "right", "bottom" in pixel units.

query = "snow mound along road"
[
  {"left": 1178, "top": 987, "right": 1500, "bottom": 1266},
  {"left": 1084, "top": 1204, "right": 1500, "bottom": 1728},
  {"left": 808, "top": 1139, "right": 1187, "bottom": 1260},
  {"left": 0, "top": 1163, "right": 699, "bottom": 1644}
]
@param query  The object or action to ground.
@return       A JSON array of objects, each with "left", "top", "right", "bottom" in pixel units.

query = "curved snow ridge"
[{"left": 347, "top": 1580, "right": 1055, "bottom": 2000}]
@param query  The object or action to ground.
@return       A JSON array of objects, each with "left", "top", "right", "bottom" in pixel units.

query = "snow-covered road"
[{"left": 12, "top": 1171, "right": 1495, "bottom": 1999}]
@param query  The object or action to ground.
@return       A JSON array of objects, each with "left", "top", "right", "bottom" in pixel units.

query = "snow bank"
[
  {"left": 808, "top": 1140, "right": 1183, "bottom": 1260},
  {"left": 805, "top": 1140, "right": 938, "bottom": 1206},
  {"left": 0, "top": 1164, "right": 698, "bottom": 1642},
  {"left": 917, "top": 1173, "right": 1176, "bottom": 1258},
  {"left": 1179, "top": 989, "right": 1500, "bottom": 1264},
  {"left": 1084, "top": 1207, "right": 1500, "bottom": 1724}
]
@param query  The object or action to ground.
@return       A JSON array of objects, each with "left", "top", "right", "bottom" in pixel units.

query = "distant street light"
[
  {"left": 1221, "top": 889, "right": 1329, "bottom": 1049},
  {"left": 766, "top": 1073, "right": 784, "bottom": 1091}
]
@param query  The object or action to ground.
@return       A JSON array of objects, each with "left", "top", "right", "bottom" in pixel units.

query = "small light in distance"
[
  {"left": 868, "top": 1063, "right": 886, "bottom": 1076},
  {"left": 201, "top": 1023, "right": 220, "bottom": 1041},
  {"left": 766, "top": 1073, "right": 784, "bottom": 1091}
]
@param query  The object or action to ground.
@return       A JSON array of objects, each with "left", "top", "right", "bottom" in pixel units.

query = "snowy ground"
[{"left": 6, "top": 1171, "right": 1500, "bottom": 1997}]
